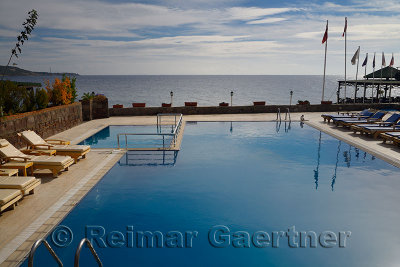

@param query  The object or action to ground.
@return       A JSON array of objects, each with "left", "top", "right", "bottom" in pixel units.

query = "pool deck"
[{"left": 0, "top": 112, "right": 400, "bottom": 266}]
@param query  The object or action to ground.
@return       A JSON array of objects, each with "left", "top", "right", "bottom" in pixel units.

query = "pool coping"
[
  {"left": 306, "top": 120, "right": 400, "bottom": 169},
  {"left": 0, "top": 150, "right": 125, "bottom": 266},
  {"left": 1, "top": 112, "right": 400, "bottom": 266}
]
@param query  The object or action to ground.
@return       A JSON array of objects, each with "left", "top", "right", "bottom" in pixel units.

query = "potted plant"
[
  {"left": 132, "top": 103, "right": 146, "bottom": 107},
  {"left": 297, "top": 100, "right": 310, "bottom": 105},
  {"left": 93, "top": 94, "right": 109, "bottom": 119},
  {"left": 185, "top": 102, "right": 197, "bottom": 107},
  {"left": 162, "top": 103, "right": 172, "bottom": 107},
  {"left": 219, "top": 102, "right": 229, "bottom": 107},
  {"left": 253, "top": 101, "right": 266, "bottom": 106},
  {"left": 321, "top": 100, "right": 332, "bottom": 105}
]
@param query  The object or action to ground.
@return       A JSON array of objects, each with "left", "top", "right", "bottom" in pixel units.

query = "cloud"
[
  {"left": 247, "top": 17, "right": 287, "bottom": 24},
  {"left": 0, "top": 0, "right": 400, "bottom": 75},
  {"left": 227, "top": 7, "right": 297, "bottom": 21}
]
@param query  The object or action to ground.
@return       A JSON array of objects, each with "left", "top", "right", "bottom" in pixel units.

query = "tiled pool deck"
[{"left": 0, "top": 112, "right": 399, "bottom": 266}]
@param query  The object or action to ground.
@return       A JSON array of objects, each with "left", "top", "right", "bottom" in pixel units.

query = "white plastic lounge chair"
[
  {"left": 18, "top": 130, "right": 90, "bottom": 163},
  {"left": 0, "top": 139, "right": 74, "bottom": 177},
  {"left": 0, "top": 189, "right": 22, "bottom": 213},
  {"left": 0, "top": 176, "right": 40, "bottom": 195}
]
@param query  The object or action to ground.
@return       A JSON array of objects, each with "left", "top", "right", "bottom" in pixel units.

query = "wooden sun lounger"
[
  {"left": 321, "top": 109, "right": 373, "bottom": 123},
  {"left": 0, "top": 139, "right": 74, "bottom": 177},
  {"left": 351, "top": 114, "right": 400, "bottom": 137},
  {"left": 334, "top": 111, "right": 386, "bottom": 128},
  {"left": 380, "top": 132, "right": 400, "bottom": 144},
  {"left": 19, "top": 130, "right": 90, "bottom": 163},
  {"left": 0, "top": 176, "right": 41, "bottom": 195},
  {"left": 0, "top": 189, "right": 22, "bottom": 213}
]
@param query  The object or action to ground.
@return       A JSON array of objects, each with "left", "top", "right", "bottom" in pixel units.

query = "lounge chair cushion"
[
  {"left": 20, "top": 130, "right": 46, "bottom": 146},
  {"left": 52, "top": 145, "right": 90, "bottom": 153},
  {"left": 0, "top": 140, "right": 9, "bottom": 148},
  {"left": 0, "top": 176, "right": 39, "bottom": 190},
  {"left": 0, "top": 189, "right": 21, "bottom": 205},
  {"left": 0, "top": 139, "right": 31, "bottom": 159},
  {"left": 30, "top": 155, "right": 73, "bottom": 166}
]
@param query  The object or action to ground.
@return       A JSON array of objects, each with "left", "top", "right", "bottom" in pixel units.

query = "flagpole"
[
  {"left": 380, "top": 52, "right": 384, "bottom": 103},
  {"left": 389, "top": 53, "right": 393, "bottom": 103},
  {"left": 372, "top": 52, "right": 375, "bottom": 102},
  {"left": 344, "top": 17, "right": 347, "bottom": 101},
  {"left": 322, "top": 20, "right": 328, "bottom": 102},
  {"left": 363, "top": 53, "right": 367, "bottom": 103},
  {"left": 354, "top": 46, "right": 360, "bottom": 103}
]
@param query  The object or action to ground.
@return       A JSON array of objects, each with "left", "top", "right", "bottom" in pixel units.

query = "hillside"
[{"left": 0, "top": 65, "right": 79, "bottom": 76}]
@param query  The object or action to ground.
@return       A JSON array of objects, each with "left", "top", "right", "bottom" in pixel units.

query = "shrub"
[
  {"left": 22, "top": 88, "right": 36, "bottom": 112},
  {"left": 94, "top": 94, "right": 107, "bottom": 101},
  {"left": 64, "top": 75, "right": 77, "bottom": 103},
  {"left": 81, "top": 92, "right": 94, "bottom": 101},
  {"left": 0, "top": 80, "right": 26, "bottom": 114},
  {"left": 35, "top": 88, "right": 49, "bottom": 109},
  {"left": 46, "top": 77, "right": 74, "bottom": 106}
]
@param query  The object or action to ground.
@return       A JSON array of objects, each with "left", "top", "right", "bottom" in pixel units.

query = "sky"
[{"left": 0, "top": 0, "right": 400, "bottom": 75}]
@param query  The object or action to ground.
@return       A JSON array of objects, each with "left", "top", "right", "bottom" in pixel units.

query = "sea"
[{"left": 5, "top": 75, "right": 343, "bottom": 106}]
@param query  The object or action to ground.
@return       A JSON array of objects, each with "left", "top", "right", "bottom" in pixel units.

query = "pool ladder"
[
  {"left": 28, "top": 238, "right": 102, "bottom": 267},
  {"left": 276, "top": 108, "right": 291, "bottom": 122}
]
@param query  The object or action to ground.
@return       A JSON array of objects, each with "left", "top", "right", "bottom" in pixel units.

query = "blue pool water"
[
  {"left": 78, "top": 125, "right": 176, "bottom": 148},
  {"left": 25, "top": 122, "right": 400, "bottom": 266}
]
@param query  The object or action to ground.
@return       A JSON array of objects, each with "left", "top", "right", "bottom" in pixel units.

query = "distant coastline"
[{"left": 0, "top": 65, "right": 79, "bottom": 77}]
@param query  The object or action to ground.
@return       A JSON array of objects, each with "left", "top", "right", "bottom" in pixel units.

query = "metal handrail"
[
  {"left": 28, "top": 239, "right": 63, "bottom": 267},
  {"left": 118, "top": 114, "right": 183, "bottom": 149},
  {"left": 157, "top": 113, "right": 182, "bottom": 132},
  {"left": 74, "top": 238, "right": 102, "bottom": 267},
  {"left": 276, "top": 108, "right": 281, "bottom": 121}
]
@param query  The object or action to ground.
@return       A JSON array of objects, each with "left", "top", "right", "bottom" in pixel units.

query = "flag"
[
  {"left": 322, "top": 21, "right": 328, "bottom": 44},
  {"left": 373, "top": 53, "right": 376, "bottom": 68},
  {"left": 389, "top": 53, "right": 394, "bottom": 66},
  {"left": 362, "top": 53, "right": 368, "bottom": 67},
  {"left": 342, "top": 17, "right": 347, "bottom": 37},
  {"left": 382, "top": 52, "right": 386, "bottom": 66},
  {"left": 351, "top": 47, "right": 360, "bottom": 65}
]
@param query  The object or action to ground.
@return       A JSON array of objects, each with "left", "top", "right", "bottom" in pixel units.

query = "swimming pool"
[{"left": 25, "top": 122, "right": 400, "bottom": 266}]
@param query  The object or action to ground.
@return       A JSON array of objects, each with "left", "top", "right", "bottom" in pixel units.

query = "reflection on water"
[
  {"left": 314, "top": 132, "right": 322, "bottom": 190},
  {"left": 80, "top": 126, "right": 111, "bottom": 146},
  {"left": 118, "top": 151, "right": 179, "bottom": 166},
  {"left": 331, "top": 140, "right": 341, "bottom": 191},
  {"left": 275, "top": 121, "right": 292, "bottom": 133},
  {"left": 314, "top": 132, "right": 377, "bottom": 191}
]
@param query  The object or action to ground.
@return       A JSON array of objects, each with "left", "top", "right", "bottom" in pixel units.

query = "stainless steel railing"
[
  {"left": 74, "top": 238, "right": 102, "bottom": 267},
  {"left": 117, "top": 114, "right": 183, "bottom": 150},
  {"left": 28, "top": 239, "right": 63, "bottom": 267}
]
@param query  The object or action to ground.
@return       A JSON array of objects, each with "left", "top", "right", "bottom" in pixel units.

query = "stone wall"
[
  {"left": 0, "top": 102, "right": 82, "bottom": 148},
  {"left": 81, "top": 98, "right": 109, "bottom": 121},
  {"left": 109, "top": 103, "right": 400, "bottom": 116}
]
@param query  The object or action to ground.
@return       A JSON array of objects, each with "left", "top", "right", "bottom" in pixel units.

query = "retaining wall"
[
  {"left": 0, "top": 102, "right": 82, "bottom": 148},
  {"left": 109, "top": 103, "right": 400, "bottom": 116}
]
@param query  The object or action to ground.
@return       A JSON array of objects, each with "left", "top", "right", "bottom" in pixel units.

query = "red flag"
[
  {"left": 390, "top": 54, "right": 394, "bottom": 66},
  {"left": 322, "top": 21, "right": 328, "bottom": 44},
  {"left": 342, "top": 17, "right": 347, "bottom": 37}
]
